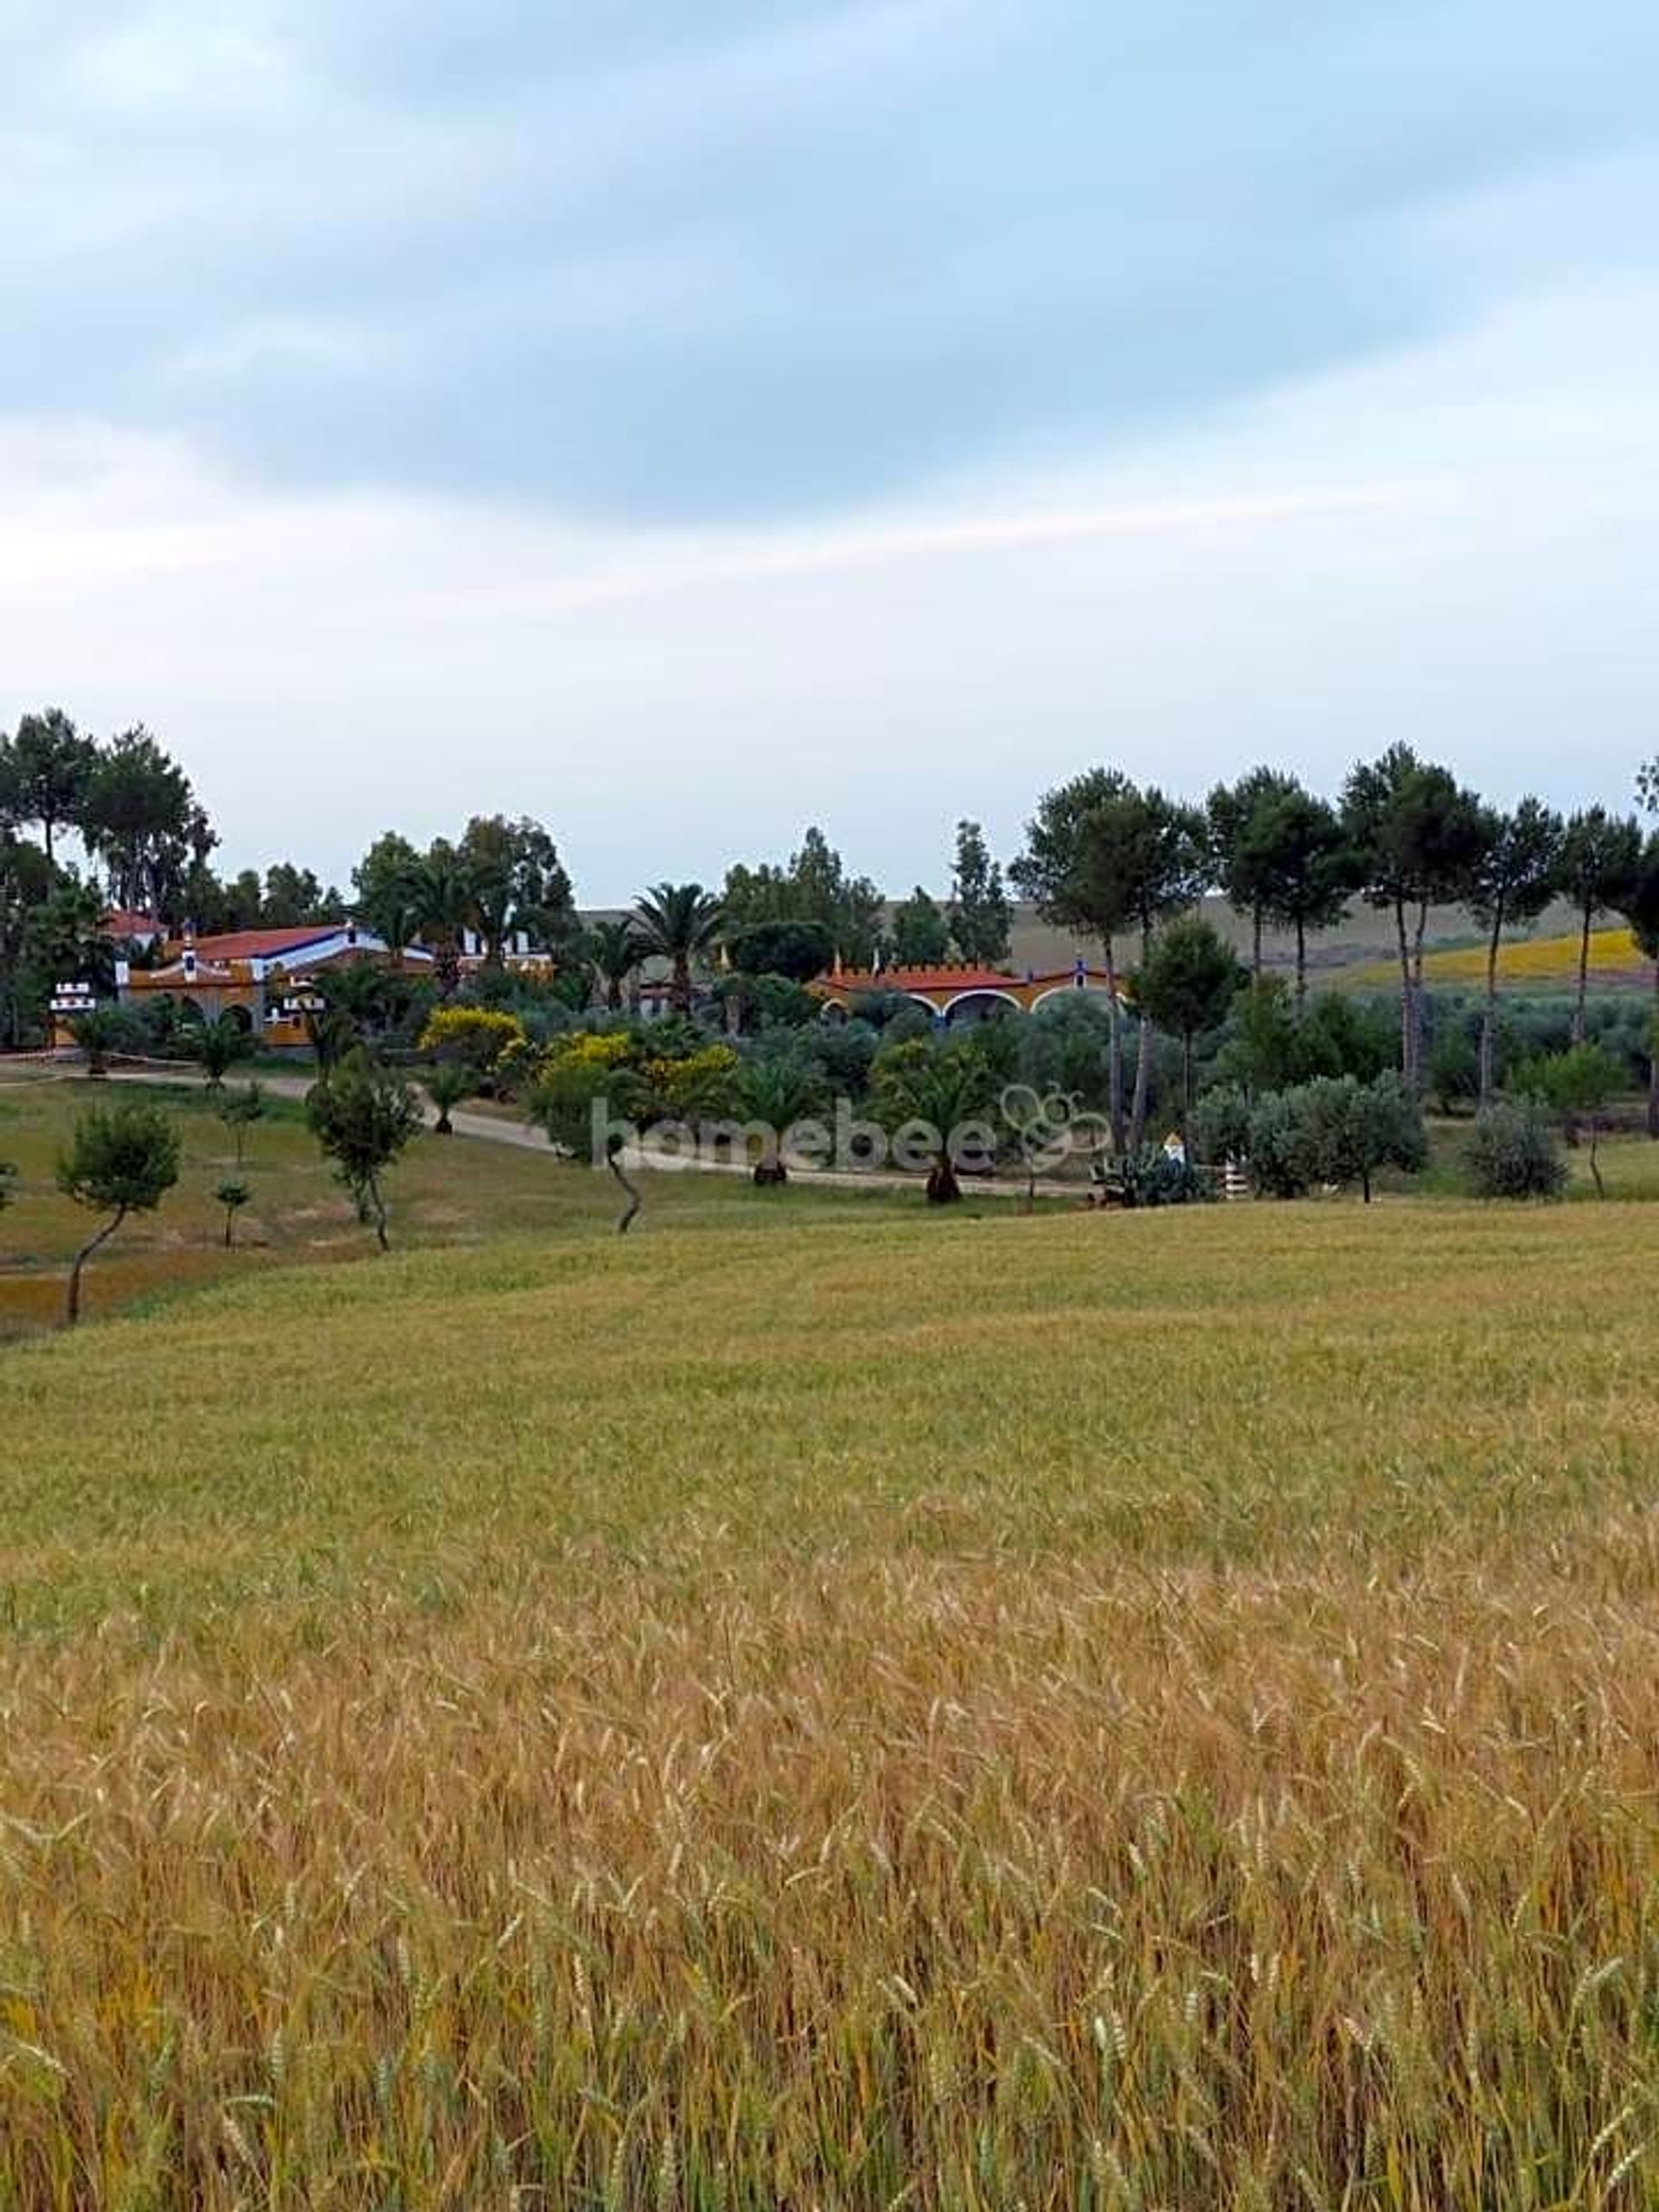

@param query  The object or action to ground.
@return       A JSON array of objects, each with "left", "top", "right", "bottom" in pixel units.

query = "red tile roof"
[{"left": 190, "top": 925, "right": 342, "bottom": 961}]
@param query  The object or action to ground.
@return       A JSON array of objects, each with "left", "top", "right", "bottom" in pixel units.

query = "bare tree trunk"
[
  {"left": 66, "top": 1207, "right": 126, "bottom": 1327},
  {"left": 1479, "top": 906, "right": 1503, "bottom": 1107},
  {"left": 607, "top": 1141, "right": 641, "bottom": 1234},
  {"left": 1252, "top": 905, "right": 1262, "bottom": 982},
  {"left": 1588, "top": 1122, "right": 1605, "bottom": 1197},
  {"left": 1129, "top": 1015, "right": 1153, "bottom": 1153},
  {"left": 1181, "top": 1031, "right": 1194, "bottom": 1127},
  {"left": 1409, "top": 899, "right": 1430, "bottom": 1094},
  {"left": 1573, "top": 906, "right": 1592, "bottom": 1044},
  {"left": 1128, "top": 929, "right": 1153, "bottom": 1150},
  {"left": 1394, "top": 899, "right": 1414, "bottom": 1089},
  {"left": 1294, "top": 916, "right": 1308, "bottom": 1014},
  {"left": 370, "top": 1178, "right": 389, "bottom": 1252},
  {"left": 1103, "top": 941, "right": 1124, "bottom": 1157}
]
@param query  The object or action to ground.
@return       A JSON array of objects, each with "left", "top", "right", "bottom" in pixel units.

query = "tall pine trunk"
[
  {"left": 1479, "top": 904, "right": 1504, "bottom": 1106},
  {"left": 1394, "top": 899, "right": 1414, "bottom": 1090},
  {"left": 1573, "top": 904, "right": 1592, "bottom": 1044},
  {"left": 1128, "top": 925, "right": 1154, "bottom": 1151},
  {"left": 1294, "top": 916, "right": 1308, "bottom": 1013},
  {"left": 1103, "top": 940, "right": 1124, "bottom": 1157}
]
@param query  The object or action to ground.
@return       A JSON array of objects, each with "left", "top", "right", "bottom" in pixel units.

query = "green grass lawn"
[
  {"left": 0, "top": 1071, "right": 911, "bottom": 1341},
  {"left": 6, "top": 1076, "right": 1659, "bottom": 2205}
]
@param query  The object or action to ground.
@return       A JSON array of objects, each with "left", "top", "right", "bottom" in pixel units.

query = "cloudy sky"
[{"left": 4, "top": 2, "right": 1657, "bottom": 899}]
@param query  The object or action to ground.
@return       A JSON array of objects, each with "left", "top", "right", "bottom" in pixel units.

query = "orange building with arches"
[{"left": 810, "top": 957, "right": 1122, "bottom": 1025}]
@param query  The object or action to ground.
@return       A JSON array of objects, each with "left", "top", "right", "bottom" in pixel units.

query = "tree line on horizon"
[{"left": 3, "top": 704, "right": 1658, "bottom": 1116}]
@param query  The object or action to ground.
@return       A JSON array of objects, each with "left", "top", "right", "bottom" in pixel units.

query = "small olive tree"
[
  {"left": 1539, "top": 1042, "right": 1621, "bottom": 1198},
  {"left": 1465, "top": 1100, "right": 1567, "bottom": 1200},
  {"left": 215, "top": 1178, "right": 251, "bottom": 1248},
  {"left": 305, "top": 1053, "right": 422, "bottom": 1250},
  {"left": 57, "top": 1101, "right": 181, "bottom": 1325},
  {"left": 217, "top": 1080, "right": 264, "bottom": 1165}
]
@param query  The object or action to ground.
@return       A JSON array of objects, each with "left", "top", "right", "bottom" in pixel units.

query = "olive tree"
[
  {"left": 56, "top": 1100, "right": 181, "bottom": 1325},
  {"left": 305, "top": 1053, "right": 423, "bottom": 1250}
]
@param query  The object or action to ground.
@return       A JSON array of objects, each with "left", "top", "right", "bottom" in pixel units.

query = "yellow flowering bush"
[{"left": 416, "top": 1006, "right": 527, "bottom": 1071}]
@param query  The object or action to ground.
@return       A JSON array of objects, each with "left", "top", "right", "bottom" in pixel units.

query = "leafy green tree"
[
  {"left": 587, "top": 918, "right": 643, "bottom": 1008},
  {"left": 948, "top": 819, "right": 1012, "bottom": 964},
  {"left": 633, "top": 881, "right": 724, "bottom": 1013},
  {"left": 458, "top": 814, "right": 575, "bottom": 958},
  {"left": 422, "top": 1061, "right": 475, "bottom": 1135},
  {"left": 889, "top": 887, "right": 950, "bottom": 967},
  {"left": 1556, "top": 806, "right": 1643, "bottom": 1044},
  {"left": 1135, "top": 916, "right": 1242, "bottom": 1123},
  {"left": 81, "top": 725, "right": 215, "bottom": 916},
  {"left": 725, "top": 917, "right": 833, "bottom": 983},
  {"left": 352, "top": 830, "right": 426, "bottom": 953},
  {"left": 1465, "top": 1099, "right": 1567, "bottom": 1200},
  {"left": 1537, "top": 1042, "right": 1621, "bottom": 1196},
  {"left": 214, "top": 1179, "right": 251, "bottom": 1249},
  {"left": 217, "top": 1081, "right": 265, "bottom": 1165},
  {"left": 305, "top": 1054, "right": 423, "bottom": 1250},
  {"left": 261, "top": 862, "right": 327, "bottom": 925},
  {"left": 56, "top": 1100, "right": 181, "bottom": 1325},
  {"left": 1012, "top": 768, "right": 1141, "bottom": 1154},
  {"left": 1298, "top": 1073, "right": 1427, "bottom": 1203},
  {"left": 1, "top": 709, "right": 98, "bottom": 865},
  {"left": 1254, "top": 785, "right": 1355, "bottom": 1007},
  {"left": 1342, "top": 744, "right": 1485, "bottom": 1090},
  {"left": 0, "top": 833, "right": 54, "bottom": 1045},
  {"left": 0, "top": 1160, "right": 16, "bottom": 1214},
  {"left": 1467, "top": 798, "right": 1563, "bottom": 1102},
  {"left": 1206, "top": 766, "right": 1298, "bottom": 978},
  {"left": 1215, "top": 976, "right": 1300, "bottom": 1096},
  {"left": 1189, "top": 1084, "right": 1253, "bottom": 1168},
  {"left": 722, "top": 829, "right": 882, "bottom": 968},
  {"left": 1639, "top": 757, "right": 1659, "bottom": 817}
]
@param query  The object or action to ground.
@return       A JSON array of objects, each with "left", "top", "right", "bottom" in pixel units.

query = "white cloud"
[{"left": 3, "top": 277, "right": 1656, "bottom": 899}]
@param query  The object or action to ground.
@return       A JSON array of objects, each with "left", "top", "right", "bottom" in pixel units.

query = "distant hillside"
[{"left": 1005, "top": 897, "right": 1590, "bottom": 983}]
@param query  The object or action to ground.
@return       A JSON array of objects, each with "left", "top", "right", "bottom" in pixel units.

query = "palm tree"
[
  {"left": 737, "top": 1049, "right": 830, "bottom": 1185},
  {"left": 411, "top": 849, "right": 474, "bottom": 996},
  {"left": 587, "top": 918, "right": 641, "bottom": 1012},
  {"left": 632, "top": 882, "right": 723, "bottom": 1014},
  {"left": 421, "top": 1062, "right": 474, "bottom": 1135}
]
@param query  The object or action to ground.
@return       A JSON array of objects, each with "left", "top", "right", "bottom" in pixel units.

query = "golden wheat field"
[{"left": 4, "top": 1171, "right": 1659, "bottom": 2207}]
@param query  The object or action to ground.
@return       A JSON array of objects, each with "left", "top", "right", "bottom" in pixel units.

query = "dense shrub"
[
  {"left": 1215, "top": 1074, "right": 1428, "bottom": 1201},
  {"left": 1189, "top": 1084, "right": 1252, "bottom": 1166},
  {"left": 1465, "top": 1101, "right": 1567, "bottom": 1199},
  {"left": 1245, "top": 1090, "right": 1315, "bottom": 1198}
]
